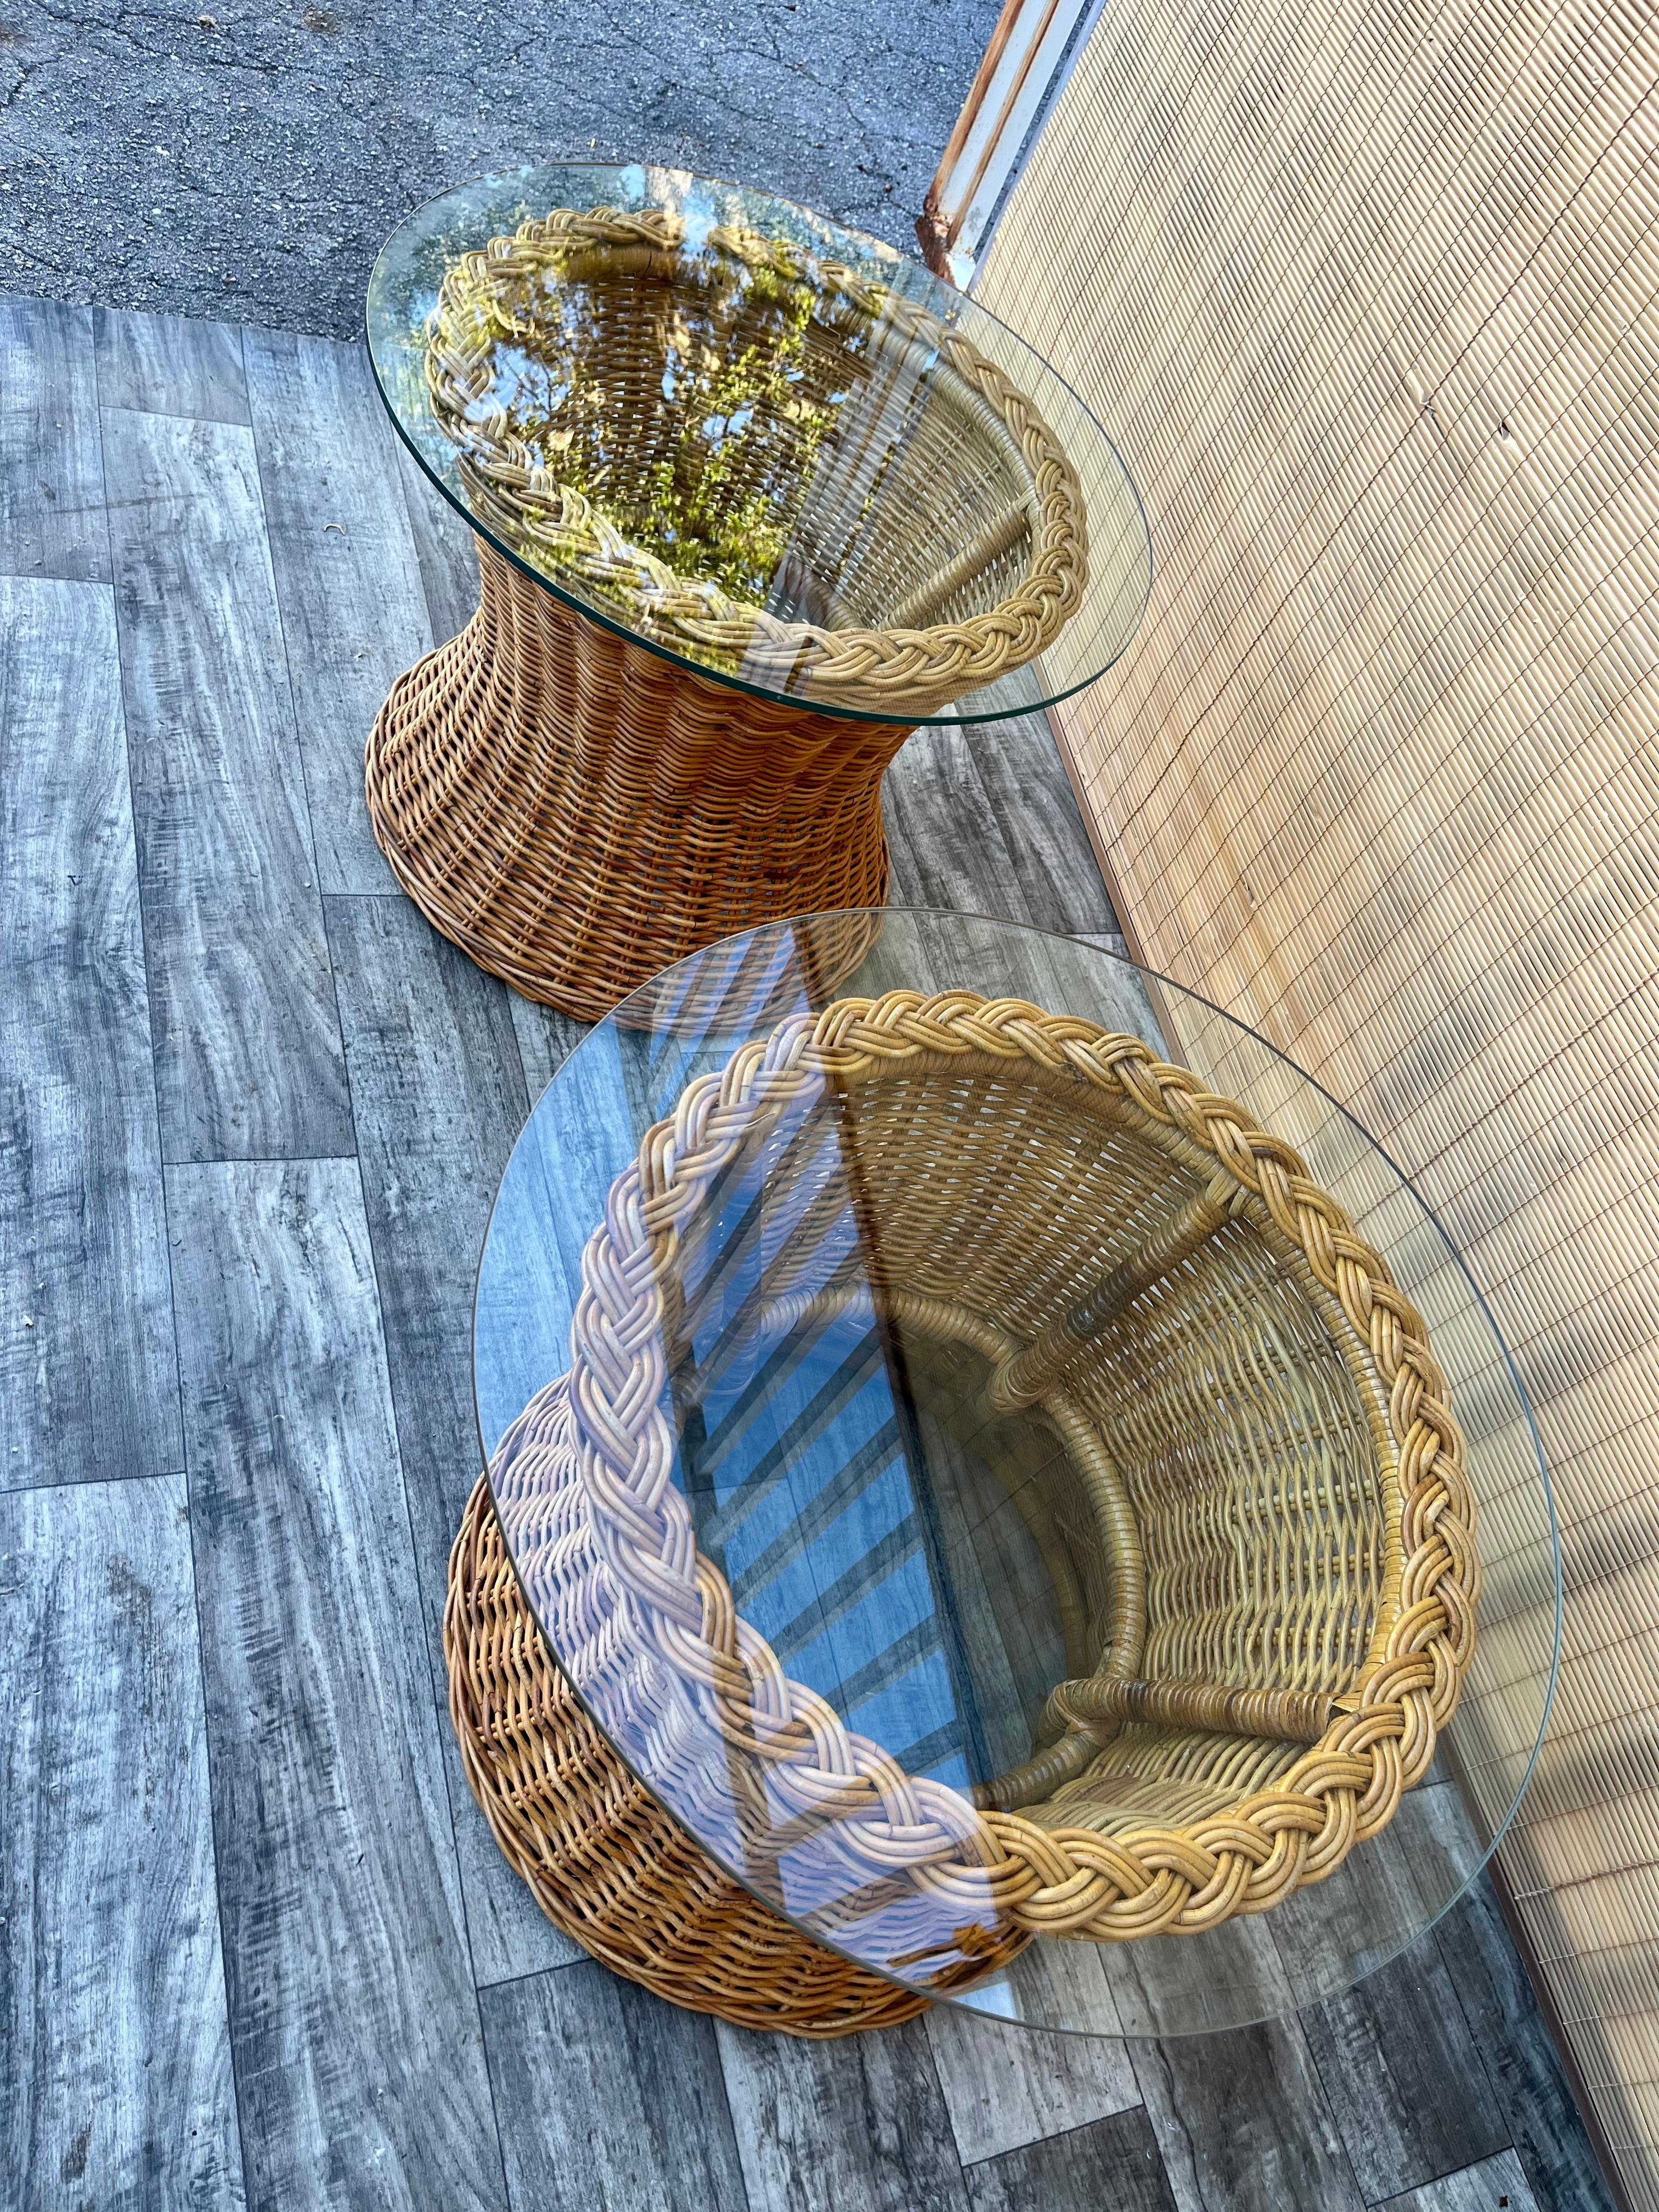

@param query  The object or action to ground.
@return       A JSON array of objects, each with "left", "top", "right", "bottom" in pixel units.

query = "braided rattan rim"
[
  {"left": 425, "top": 208, "right": 1090, "bottom": 710},
  {"left": 544, "top": 990, "right": 1481, "bottom": 1948}
]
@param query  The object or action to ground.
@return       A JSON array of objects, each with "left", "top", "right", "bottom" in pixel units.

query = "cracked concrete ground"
[{"left": 0, "top": 0, "right": 998, "bottom": 335}]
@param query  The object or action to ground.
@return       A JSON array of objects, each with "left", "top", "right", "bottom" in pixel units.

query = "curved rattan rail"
[
  {"left": 522, "top": 990, "right": 1479, "bottom": 1953},
  {"left": 424, "top": 206, "right": 1090, "bottom": 715}
]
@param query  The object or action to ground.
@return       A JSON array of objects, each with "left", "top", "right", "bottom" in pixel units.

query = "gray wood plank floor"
[
  {"left": 1, "top": 573, "right": 179, "bottom": 1492},
  {"left": 1, "top": 1473, "right": 244, "bottom": 2208},
  {"left": 103, "top": 388, "right": 353, "bottom": 1163},
  {"left": 0, "top": 297, "right": 109, "bottom": 585},
  {"left": 93, "top": 307, "right": 250, "bottom": 428},
  {"left": 0, "top": 294, "right": 1618, "bottom": 2212},
  {"left": 964, "top": 2107, "right": 1177, "bottom": 2212},
  {"left": 168, "top": 1157, "right": 505, "bottom": 2210},
  {"left": 244, "top": 328, "right": 430, "bottom": 896},
  {"left": 483, "top": 1963, "right": 748, "bottom": 2212}
]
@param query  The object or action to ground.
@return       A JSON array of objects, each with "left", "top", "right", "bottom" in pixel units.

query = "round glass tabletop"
[
  {"left": 367, "top": 164, "right": 1152, "bottom": 727},
  {"left": 475, "top": 911, "right": 1559, "bottom": 2036}
]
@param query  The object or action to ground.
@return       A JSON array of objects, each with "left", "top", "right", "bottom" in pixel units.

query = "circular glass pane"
[
  {"left": 368, "top": 164, "right": 1151, "bottom": 727},
  {"left": 475, "top": 910, "right": 1559, "bottom": 2036}
]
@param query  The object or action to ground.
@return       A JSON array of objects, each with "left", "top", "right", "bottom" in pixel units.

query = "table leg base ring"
[{"left": 443, "top": 1474, "right": 932, "bottom": 2038}]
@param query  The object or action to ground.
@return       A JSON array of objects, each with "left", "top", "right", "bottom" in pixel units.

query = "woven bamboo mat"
[{"left": 974, "top": 1, "right": 1659, "bottom": 2200}]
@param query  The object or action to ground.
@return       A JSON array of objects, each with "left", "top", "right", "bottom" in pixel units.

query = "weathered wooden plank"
[
  {"left": 0, "top": 295, "right": 109, "bottom": 583},
  {"left": 510, "top": 996, "right": 587, "bottom": 1109},
  {"left": 0, "top": 1472, "right": 244, "bottom": 2207},
  {"left": 482, "top": 1961, "right": 749, "bottom": 2212},
  {"left": 103, "top": 406, "right": 353, "bottom": 1163},
  {"left": 1375, "top": 2147, "right": 1538, "bottom": 2211},
  {"left": 0, "top": 575, "right": 180, "bottom": 1492},
  {"left": 965, "top": 2104, "right": 1176, "bottom": 2212},
  {"left": 717, "top": 2012, "right": 971, "bottom": 2212},
  {"left": 1277, "top": 1784, "right": 1511, "bottom": 2199},
  {"left": 245, "top": 329, "right": 431, "bottom": 894},
  {"left": 325, "top": 893, "right": 581, "bottom": 1985},
  {"left": 927, "top": 1963, "right": 1137, "bottom": 2164},
  {"left": 93, "top": 306, "right": 249, "bottom": 426},
  {"left": 1299, "top": 1933, "right": 1509, "bottom": 2205},
  {"left": 1104, "top": 1912, "right": 1294, "bottom": 2040},
  {"left": 1434, "top": 1874, "right": 1621, "bottom": 2212},
  {"left": 850, "top": 905, "right": 1163, "bottom": 1046},
  {"left": 883, "top": 725, "right": 1015, "bottom": 913},
  {"left": 473, "top": 1017, "right": 648, "bottom": 1456},
  {"left": 1270, "top": 1786, "right": 1476, "bottom": 2010},
  {"left": 963, "top": 713, "right": 1124, "bottom": 941},
  {"left": 397, "top": 439, "right": 481, "bottom": 647},
  {"left": 168, "top": 1159, "right": 505, "bottom": 2210},
  {"left": 1131, "top": 2021, "right": 1365, "bottom": 2212}
]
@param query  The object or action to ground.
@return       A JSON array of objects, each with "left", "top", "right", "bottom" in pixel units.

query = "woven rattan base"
[
  {"left": 443, "top": 1473, "right": 932, "bottom": 2038},
  {"left": 366, "top": 540, "right": 912, "bottom": 1020}
]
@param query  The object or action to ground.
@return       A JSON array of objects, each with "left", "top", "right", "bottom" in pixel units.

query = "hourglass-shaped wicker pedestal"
[{"left": 366, "top": 540, "right": 908, "bottom": 1021}]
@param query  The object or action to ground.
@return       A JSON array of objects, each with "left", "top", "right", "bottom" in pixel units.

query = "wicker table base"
[
  {"left": 443, "top": 1473, "right": 931, "bottom": 2037},
  {"left": 366, "top": 541, "right": 913, "bottom": 1020}
]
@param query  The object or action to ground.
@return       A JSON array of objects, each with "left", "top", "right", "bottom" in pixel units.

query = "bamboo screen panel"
[{"left": 972, "top": 1, "right": 1659, "bottom": 2200}]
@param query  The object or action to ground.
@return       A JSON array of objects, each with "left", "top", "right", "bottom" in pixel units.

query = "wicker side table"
[
  {"left": 365, "top": 167, "right": 1151, "bottom": 1018},
  {"left": 458, "top": 915, "right": 1558, "bottom": 2042}
]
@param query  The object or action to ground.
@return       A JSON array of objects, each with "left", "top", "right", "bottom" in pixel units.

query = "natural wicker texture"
[
  {"left": 498, "top": 989, "right": 1479, "bottom": 1962},
  {"left": 370, "top": 198, "right": 1095, "bottom": 1015},
  {"left": 423, "top": 206, "right": 1089, "bottom": 716},
  {"left": 365, "top": 538, "right": 905, "bottom": 1017},
  {"left": 973, "top": 0, "right": 1654, "bottom": 2188},
  {"left": 443, "top": 1467, "right": 939, "bottom": 2036}
]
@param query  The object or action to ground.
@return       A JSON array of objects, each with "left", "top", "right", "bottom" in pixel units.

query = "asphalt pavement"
[{"left": 0, "top": 0, "right": 998, "bottom": 334}]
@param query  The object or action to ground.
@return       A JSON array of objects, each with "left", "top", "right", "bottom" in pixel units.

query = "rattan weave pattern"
[
  {"left": 443, "top": 1469, "right": 937, "bottom": 2036},
  {"left": 364, "top": 539, "right": 909, "bottom": 1017},
  {"left": 423, "top": 207, "right": 1090, "bottom": 715},
  {"left": 516, "top": 989, "right": 1479, "bottom": 1952}
]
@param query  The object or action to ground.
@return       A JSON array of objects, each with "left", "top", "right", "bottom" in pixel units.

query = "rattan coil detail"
[
  {"left": 424, "top": 206, "right": 1089, "bottom": 715},
  {"left": 364, "top": 539, "right": 906, "bottom": 1017},
  {"left": 522, "top": 990, "right": 1479, "bottom": 1951},
  {"left": 444, "top": 1463, "right": 939, "bottom": 2035}
]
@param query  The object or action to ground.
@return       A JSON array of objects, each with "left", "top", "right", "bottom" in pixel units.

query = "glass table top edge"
[{"left": 365, "top": 163, "right": 1154, "bottom": 729}]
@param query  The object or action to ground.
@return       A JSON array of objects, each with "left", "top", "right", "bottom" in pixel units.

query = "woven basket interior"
[
  {"left": 673, "top": 1052, "right": 1400, "bottom": 1839},
  {"left": 441, "top": 238, "right": 1041, "bottom": 632}
]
